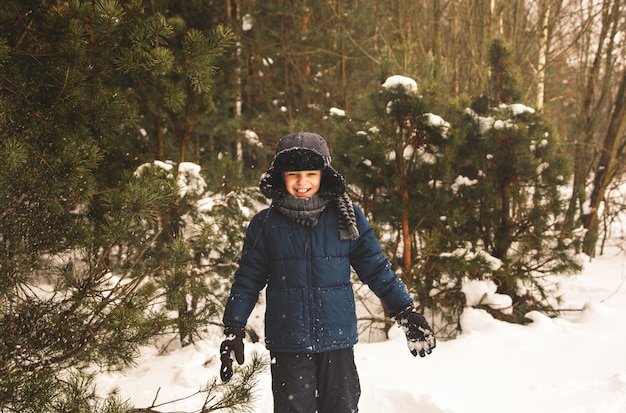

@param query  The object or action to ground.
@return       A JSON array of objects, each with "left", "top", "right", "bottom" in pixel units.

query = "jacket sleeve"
[
  {"left": 222, "top": 210, "right": 270, "bottom": 328},
  {"left": 349, "top": 205, "right": 413, "bottom": 314}
]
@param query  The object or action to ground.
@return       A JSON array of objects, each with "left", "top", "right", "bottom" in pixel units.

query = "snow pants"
[{"left": 270, "top": 347, "right": 360, "bottom": 413}]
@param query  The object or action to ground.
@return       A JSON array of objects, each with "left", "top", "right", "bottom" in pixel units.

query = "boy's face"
[{"left": 283, "top": 170, "right": 322, "bottom": 198}]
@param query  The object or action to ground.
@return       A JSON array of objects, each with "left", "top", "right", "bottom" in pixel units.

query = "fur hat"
[{"left": 260, "top": 132, "right": 346, "bottom": 199}]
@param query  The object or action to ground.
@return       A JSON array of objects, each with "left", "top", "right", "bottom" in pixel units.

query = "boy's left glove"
[
  {"left": 219, "top": 326, "right": 245, "bottom": 382},
  {"left": 391, "top": 305, "right": 436, "bottom": 357}
]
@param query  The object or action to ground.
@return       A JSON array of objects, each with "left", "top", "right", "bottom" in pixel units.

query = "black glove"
[
  {"left": 219, "top": 326, "right": 245, "bottom": 382},
  {"left": 391, "top": 305, "right": 436, "bottom": 357}
]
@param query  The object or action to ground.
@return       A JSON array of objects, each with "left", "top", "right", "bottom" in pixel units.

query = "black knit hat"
[{"left": 260, "top": 132, "right": 346, "bottom": 199}]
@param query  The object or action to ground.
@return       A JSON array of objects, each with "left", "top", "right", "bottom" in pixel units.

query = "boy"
[{"left": 220, "top": 132, "right": 435, "bottom": 413}]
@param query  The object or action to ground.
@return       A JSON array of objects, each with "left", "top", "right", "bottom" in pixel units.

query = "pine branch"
[{"left": 128, "top": 351, "right": 268, "bottom": 413}]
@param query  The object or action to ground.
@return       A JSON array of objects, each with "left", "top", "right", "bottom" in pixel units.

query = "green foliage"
[
  {"left": 0, "top": 164, "right": 177, "bottom": 407},
  {"left": 488, "top": 39, "right": 522, "bottom": 104},
  {"left": 0, "top": 369, "right": 103, "bottom": 413},
  {"left": 450, "top": 100, "right": 581, "bottom": 313},
  {"left": 0, "top": 155, "right": 262, "bottom": 409},
  {"left": 334, "top": 78, "right": 455, "bottom": 269},
  {"left": 201, "top": 351, "right": 269, "bottom": 412},
  {"left": 430, "top": 102, "right": 580, "bottom": 332},
  {"left": 181, "top": 187, "right": 265, "bottom": 342},
  {"left": 335, "top": 70, "right": 581, "bottom": 338},
  {"left": 111, "top": 4, "right": 236, "bottom": 162},
  {"left": 0, "top": 1, "right": 245, "bottom": 410}
]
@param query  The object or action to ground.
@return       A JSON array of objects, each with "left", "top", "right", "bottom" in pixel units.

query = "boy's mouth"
[{"left": 294, "top": 188, "right": 312, "bottom": 196}]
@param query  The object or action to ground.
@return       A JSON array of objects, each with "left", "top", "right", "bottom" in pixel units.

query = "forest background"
[{"left": 1, "top": 0, "right": 626, "bottom": 411}]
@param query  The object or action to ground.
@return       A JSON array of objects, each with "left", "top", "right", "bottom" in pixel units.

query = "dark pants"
[{"left": 270, "top": 347, "right": 360, "bottom": 413}]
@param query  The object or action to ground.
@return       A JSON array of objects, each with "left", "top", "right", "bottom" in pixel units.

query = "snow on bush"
[{"left": 382, "top": 75, "right": 418, "bottom": 94}]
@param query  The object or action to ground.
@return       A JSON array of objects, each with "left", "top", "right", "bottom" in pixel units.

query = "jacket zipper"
[{"left": 305, "top": 227, "right": 318, "bottom": 351}]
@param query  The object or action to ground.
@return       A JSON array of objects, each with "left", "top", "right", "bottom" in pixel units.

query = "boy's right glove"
[
  {"left": 219, "top": 326, "right": 245, "bottom": 382},
  {"left": 391, "top": 305, "right": 436, "bottom": 357}
]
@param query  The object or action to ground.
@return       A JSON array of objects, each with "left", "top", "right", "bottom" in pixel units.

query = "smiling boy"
[
  {"left": 283, "top": 170, "right": 322, "bottom": 198},
  {"left": 219, "top": 132, "right": 436, "bottom": 413}
]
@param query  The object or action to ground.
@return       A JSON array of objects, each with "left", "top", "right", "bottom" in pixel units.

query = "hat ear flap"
[
  {"left": 259, "top": 167, "right": 288, "bottom": 199},
  {"left": 319, "top": 166, "right": 346, "bottom": 198}
]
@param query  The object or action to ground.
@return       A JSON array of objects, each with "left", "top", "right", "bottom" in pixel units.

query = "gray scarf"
[
  {"left": 273, "top": 194, "right": 360, "bottom": 240},
  {"left": 274, "top": 195, "right": 329, "bottom": 229}
]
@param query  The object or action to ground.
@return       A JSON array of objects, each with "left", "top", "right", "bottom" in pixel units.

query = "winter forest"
[{"left": 2, "top": 0, "right": 626, "bottom": 411}]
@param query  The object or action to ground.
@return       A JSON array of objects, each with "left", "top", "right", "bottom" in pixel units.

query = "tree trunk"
[
  {"left": 395, "top": 137, "right": 412, "bottom": 283},
  {"left": 536, "top": 4, "right": 550, "bottom": 110},
  {"left": 563, "top": 0, "right": 619, "bottom": 237},
  {"left": 155, "top": 116, "right": 166, "bottom": 160},
  {"left": 431, "top": 0, "right": 443, "bottom": 81},
  {"left": 581, "top": 67, "right": 626, "bottom": 256},
  {"left": 401, "top": 190, "right": 412, "bottom": 282}
]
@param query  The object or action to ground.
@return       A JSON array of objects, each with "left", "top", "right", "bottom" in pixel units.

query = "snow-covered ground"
[{"left": 97, "top": 242, "right": 626, "bottom": 412}]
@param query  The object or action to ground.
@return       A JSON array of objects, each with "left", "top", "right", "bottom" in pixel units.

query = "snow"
[
  {"left": 95, "top": 79, "right": 626, "bottom": 413},
  {"left": 330, "top": 107, "right": 346, "bottom": 117},
  {"left": 96, "top": 241, "right": 626, "bottom": 413},
  {"left": 177, "top": 162, "right": 206, "bottom": 197},
  {"left": 134, "top": 159, "right": 174, "bottom": 177},
  {"left": 493, "top": 118, "right": 516, "bottom": 130},
  {"left": 382, "top": 75, "right": 418, "bottom": 94},
  {"left": 425, "top": 113, "right": 450, "bottom": 137},
  {"left": 462, "top": 278, "right": 513, "bottom": 313},
  {"left": 502, "top": 103, "right": 536, "bottom": 116},
  {"left": 242, "top": 14, "right": 253, "bottom": 31},
  {"left": 465, "top": 102, "right": 538, "bottom": 135},
  {"left": 450, "top": 174, "right": 478, "bottom": 193},
  {"left": 242, "top": 129, "right": 263, "bottom": 147},
  {"left": 133, "top": 160, "right": 207, "bottom": 198}
]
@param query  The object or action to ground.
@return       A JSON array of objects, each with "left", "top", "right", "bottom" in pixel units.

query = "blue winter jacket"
[{"left": 222, "top": 203, "right": 412, "bottom": 353}]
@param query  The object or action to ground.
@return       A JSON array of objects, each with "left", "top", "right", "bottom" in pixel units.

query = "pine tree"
[
  {"left": 114, "top": 13, "right": 236, "bottom": 164},
  {"left": 334, "top": 45, "right": 581, "bottom": 338},
  {"left": 333, "top": 75, "right": 454, "bottom": 325},
  {"left": 0, "top": 1, "right": 259, "bottom": 410},
  {"left": 443, "top": 40, "right": 581, "bottom": 326}
]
